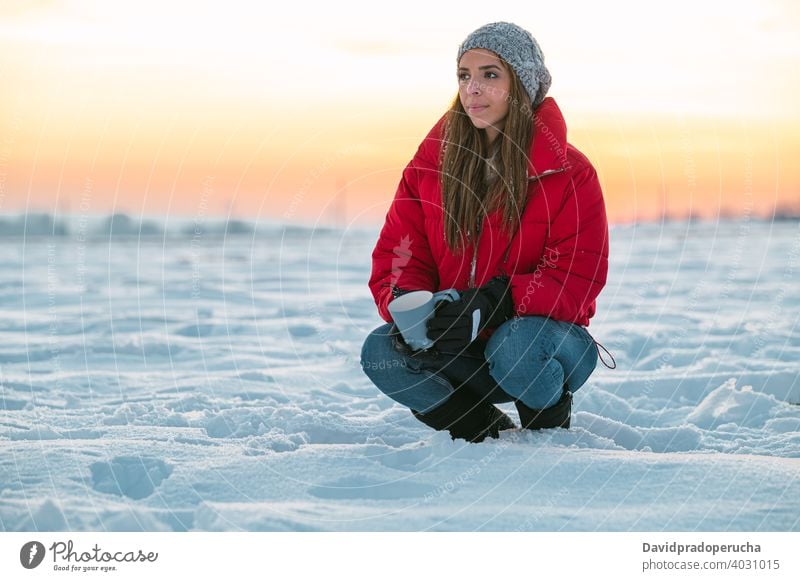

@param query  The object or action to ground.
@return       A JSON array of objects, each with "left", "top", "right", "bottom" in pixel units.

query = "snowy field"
[{"left": 1, "top": 217, "right": 799, "bottom": 532}]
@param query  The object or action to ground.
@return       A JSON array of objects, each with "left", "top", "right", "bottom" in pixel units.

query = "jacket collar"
[{"left": 526, "top": 97, "right": 569, "bottom": 179}]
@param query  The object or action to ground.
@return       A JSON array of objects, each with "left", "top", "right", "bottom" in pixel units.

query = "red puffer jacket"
[{"left": 369, "top": 97, "right": 609, "bottom": 328}]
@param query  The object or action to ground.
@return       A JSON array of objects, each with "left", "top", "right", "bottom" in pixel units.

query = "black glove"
[{"left": 426, "top": 277, "right": 514, "bottom": 352}]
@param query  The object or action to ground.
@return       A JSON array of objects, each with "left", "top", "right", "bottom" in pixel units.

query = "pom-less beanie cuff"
[{"left": 457, "top": 21, "right": 551, "bottom": 108}]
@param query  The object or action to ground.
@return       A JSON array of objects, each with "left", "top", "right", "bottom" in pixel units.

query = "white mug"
[{"left": 387, "top": 289, "right": 460, "bottom": 351}]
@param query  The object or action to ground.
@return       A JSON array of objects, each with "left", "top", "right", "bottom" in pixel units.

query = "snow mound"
[
  {"left": 687, "top": 378, "right": 780, "bottom": 429},
  {"left": 14, "top": 499, "right": 70, "bottom": 531}
]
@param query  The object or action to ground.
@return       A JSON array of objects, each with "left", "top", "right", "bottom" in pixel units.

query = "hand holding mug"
[{"left": 387, "top": 289, "right": 460, "bottom": 351}]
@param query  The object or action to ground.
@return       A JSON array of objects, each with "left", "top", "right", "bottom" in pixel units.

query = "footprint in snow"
[
  {"left": 371, "top": 443, "right": 434, "bottom": 472},
  {"left": 90, "top": 456, "right": 173, "bottom": 500}
]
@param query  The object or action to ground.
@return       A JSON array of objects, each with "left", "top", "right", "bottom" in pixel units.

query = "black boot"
[
  {"left": 411, "top": 388, "right": 516, "bottom": 443},
  {"left": 515, "top": 387, "right": 572, "bottom": 430}
]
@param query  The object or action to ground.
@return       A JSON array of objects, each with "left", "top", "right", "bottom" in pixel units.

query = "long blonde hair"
[{"left": 439, "top": 60, "right": 533, "bottom": 254}]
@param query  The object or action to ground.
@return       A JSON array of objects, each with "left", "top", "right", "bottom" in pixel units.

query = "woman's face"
[{"left": 457, "top": 49, "right": 511, "bottom": 143}]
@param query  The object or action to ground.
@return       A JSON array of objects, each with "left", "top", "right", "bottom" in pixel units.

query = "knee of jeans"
[
  {"left": 486, "top": 318, "right": 552, "bottom": 382},
  {"left": 360, "top": 324, "right": 400, "bottom": 377},
  {"left": 566, "top": 334, "right": 599, "bottom": 390}
]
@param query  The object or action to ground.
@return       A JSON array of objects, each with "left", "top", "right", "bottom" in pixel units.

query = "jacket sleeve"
[
  {"left": 368, "top": 154, "right": 439, "bottom": 323},
  {"left": 508, "top": 162, "right": 609, "bottom": 324}
]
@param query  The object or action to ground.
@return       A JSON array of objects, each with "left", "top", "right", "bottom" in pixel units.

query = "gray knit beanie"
[{"left": 457, "top": 22, "right": 551, "bottom": 109}]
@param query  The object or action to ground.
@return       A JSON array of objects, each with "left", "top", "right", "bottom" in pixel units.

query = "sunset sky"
[{"left": 1, "top": 0, "right": 798, "bottom": 226}]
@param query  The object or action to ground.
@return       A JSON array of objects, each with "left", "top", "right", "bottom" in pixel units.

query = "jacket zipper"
[
  {"left": 470, "top": 166, "right": 566, "bottom": 287},
  {"left": 528, "top": 168, "right": 565, "bottom": 182},
  {"left": 469, "top": 223, "right": 481, "bottom": 288}
]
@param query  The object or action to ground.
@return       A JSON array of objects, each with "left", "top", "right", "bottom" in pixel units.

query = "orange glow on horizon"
[{"left": 1, "top": 0, "right": 798, "bottom": 226}]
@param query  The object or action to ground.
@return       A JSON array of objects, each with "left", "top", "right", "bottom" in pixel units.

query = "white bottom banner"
[{"left": 2, "top": 532, "right": 798, "bottom": 580}]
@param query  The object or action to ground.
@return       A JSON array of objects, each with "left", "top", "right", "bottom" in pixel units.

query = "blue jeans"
[{"left": 360, "top": 316, "right": 598, "bottom": 414}]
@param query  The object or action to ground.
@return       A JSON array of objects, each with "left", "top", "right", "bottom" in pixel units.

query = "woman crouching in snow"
[{"left": 361, "top": 22, "right": 610, "bottom": 443}]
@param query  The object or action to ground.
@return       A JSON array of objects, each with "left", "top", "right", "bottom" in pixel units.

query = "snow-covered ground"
[{"left": 1, "top": 217, "right": 799, "bottom": 531}]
